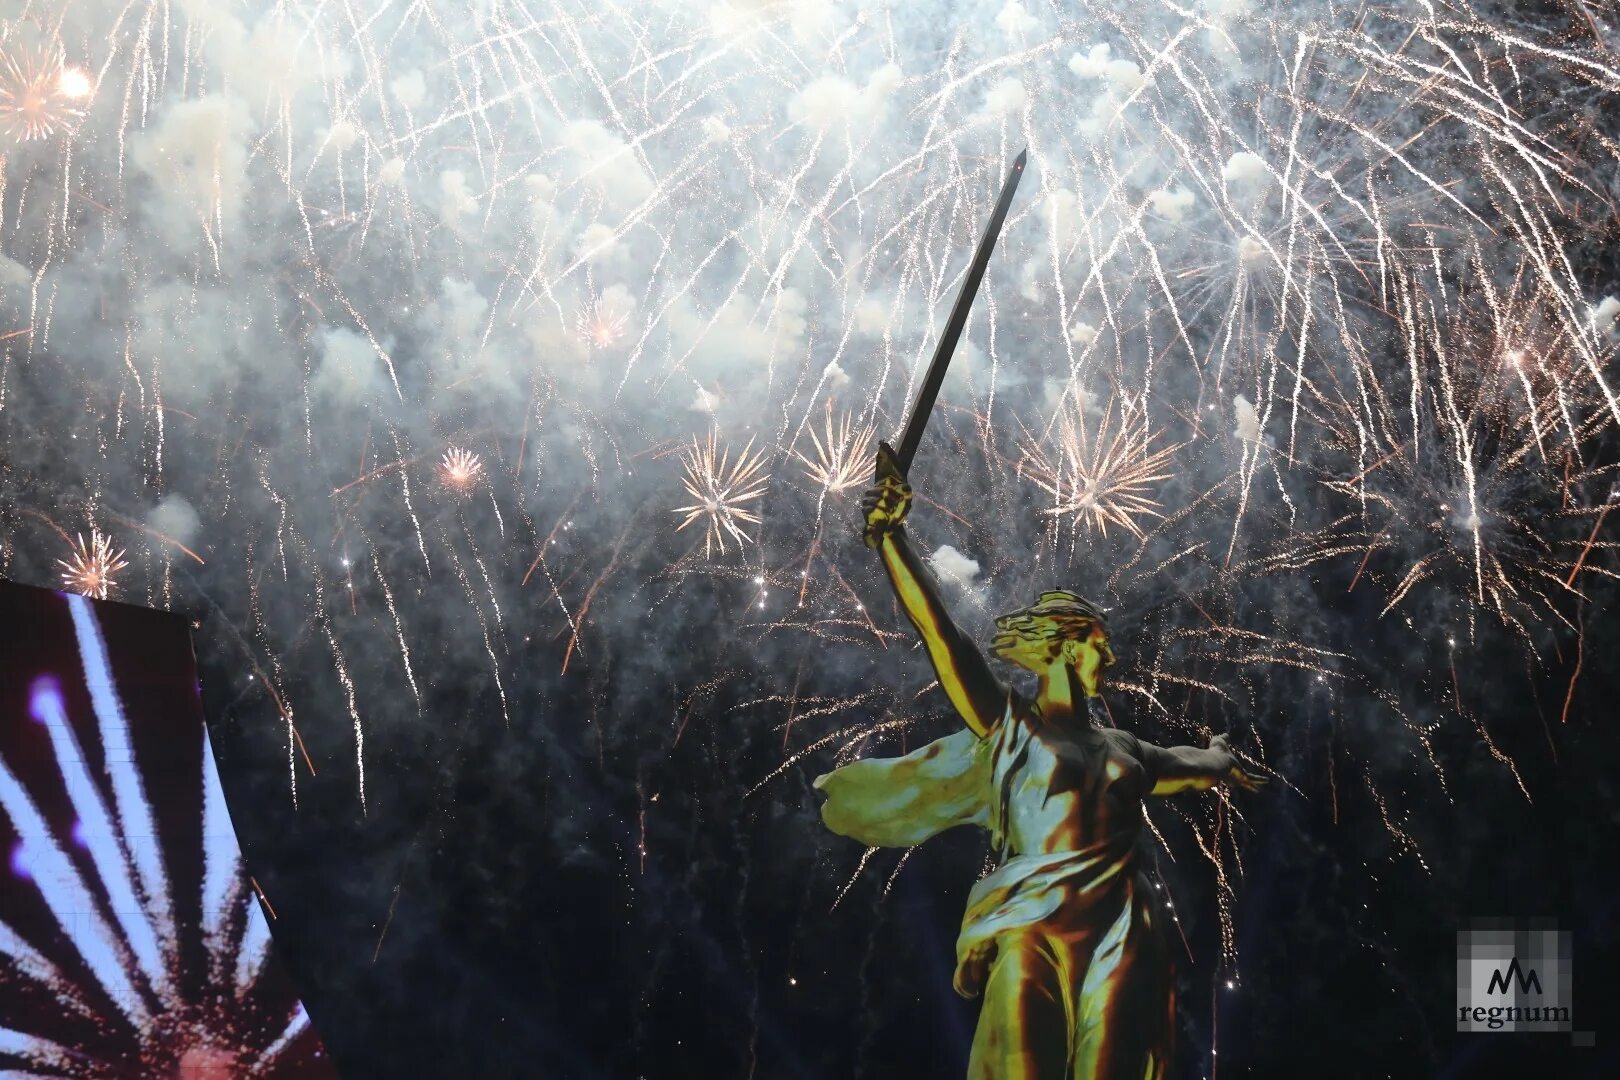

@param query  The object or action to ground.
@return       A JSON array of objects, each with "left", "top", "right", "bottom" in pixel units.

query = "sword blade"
[{"left": 892, "top": 148, "right": 1027, "bottom": 475}]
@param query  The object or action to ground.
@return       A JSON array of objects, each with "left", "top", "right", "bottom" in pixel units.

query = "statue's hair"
[{"left": 997, "top": 590, "right": 1109, "bottom": 641}]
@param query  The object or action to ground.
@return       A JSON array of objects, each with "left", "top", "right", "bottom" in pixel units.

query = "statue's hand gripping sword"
[{"left": 880, "top": 148, "right": 1027, "bottom": 486}]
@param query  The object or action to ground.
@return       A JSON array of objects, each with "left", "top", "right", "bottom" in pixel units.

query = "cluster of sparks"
[
  {"left": 438, "top": 447, "right": 485, "bottom": 495},
  {"left": 674, "top": 432, "right": 770, "bottom": 557},
  {"left": 795, "top": 408, "right": 877, "bottom": 496},
  {"left": 1018, "top": 398, "right": 1180, "bottom": 541},
  {"left": 576, "top": 298, "right": 629, "bottom": 349},
  {"left": 0, "top": 40, "right": 89, "bottom": 143},
  {"left": 55, "top": 530, "right": 128, "bottom": 600}
]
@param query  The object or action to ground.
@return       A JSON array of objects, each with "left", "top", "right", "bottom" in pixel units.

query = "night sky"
[{"left": 2, "top": 0, "right": 1620, "bottom": 1077}]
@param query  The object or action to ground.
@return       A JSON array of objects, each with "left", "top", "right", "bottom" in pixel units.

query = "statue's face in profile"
[{"left": 992, "top": 611, "right": 1115, "bottom": 696}]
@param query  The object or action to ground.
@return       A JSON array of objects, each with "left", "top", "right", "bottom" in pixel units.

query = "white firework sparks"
[{"left": 674, "top": 432, "right": 770, "bottom": 557}]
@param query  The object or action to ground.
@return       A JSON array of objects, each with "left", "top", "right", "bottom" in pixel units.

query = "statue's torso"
[{"left": 988, "top": 700, "right": 1148, "bottom": 859}]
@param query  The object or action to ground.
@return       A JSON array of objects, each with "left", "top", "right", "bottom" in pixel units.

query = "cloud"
[
  {"left": 1068, "top": 44, "right": 1145, "bottom": 93},
  {"left": 313, "top": 326, "right": 386, "bottom": 402},
  {"left": 147, "top": 496, "right": 202, "bottom": 548},
  {"left": 854, "top": 298, "right": 890, "bottom": 336},
  {"left": 439, "top": 170, "right": 479, "bottom": 229},
  {"left": 391, "top": 70, "right": 427, "bottom": 108},
  {"left": 1042, "top": 187, "right": 1081, "bottom": 251},
  {"left": 792, "top": 64, "right": 903, "bottom": 130},
  {"left": 996, "top": 2, "right": 1038, "bottom": 38},
  {"left": 0, "top": 255, "right": 31, "bottom": 292},
  {"left": 792, "top": 76, "right": 862, "bottom": 129},
  {"left": 1068, "top": 322, "right": 1099, "bottom": 347},
  {"left": 378, "top": 157, "right": 407, "bottom": 186},
  {"left": 1223, "top": 151, "right": 1270, "bottom": 185},
  {"left": 981, "top": 78, "right": 1027, "bottom": 118},
  {"left": 1148, "top": 186, "right": 1196, "bottom": 223},
  {"left": 577, "top": 222, "right": 621, "bottom": 265},
  {"left": 562, "top": 120, "right": 654, "bottom": 211},
  {"left": 1233, "top": 393, "right": 1264, "bottom": 444},
  {"left": 325, "top": 120, "right": 360, "bottom": 151},
  {"left": 691, "top": 384, "right": 721, "bottom": 414},
  {"left": 866, "top": 63, "right": 903, "bottom": 101},
  {"left": 701, "top": 116, "right": 731, "bottom": 145},
  {"left": 929, "top": 545, "right": 981, "bottom": 590}
]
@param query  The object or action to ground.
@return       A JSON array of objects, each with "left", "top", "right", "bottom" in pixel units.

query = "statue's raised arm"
[{"left": 860, "top": 442, "right": 1006, "bottom": 738}]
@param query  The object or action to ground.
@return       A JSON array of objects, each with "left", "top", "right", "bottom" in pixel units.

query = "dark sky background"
[{"left": 2, "top": 1, "right": 1620, "bottom": 1077}]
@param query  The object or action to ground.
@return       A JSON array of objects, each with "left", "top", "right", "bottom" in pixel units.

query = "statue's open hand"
[
  {"left": 1209, "top": 734, "right": 1268, "bottom": 792},
  {"left": 953, "top": 940, "right": 996, "bottom": 999},
  {"left": 861, "top": 441, "right": 912, "bottom": 549}
]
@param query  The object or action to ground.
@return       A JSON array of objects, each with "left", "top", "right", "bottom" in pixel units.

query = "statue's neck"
[{"left": 1035, "top": 662, "right": 1090, "bottom": 726}]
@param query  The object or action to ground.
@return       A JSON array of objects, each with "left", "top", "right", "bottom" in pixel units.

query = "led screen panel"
[{"left": 0, "top": 579, "right": 336, "bottom": 1078}]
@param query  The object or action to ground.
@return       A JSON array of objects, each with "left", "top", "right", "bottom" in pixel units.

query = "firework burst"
[
  {"left": 438, "top": 447, "right": 484, "bottom": 495},
  {"left": 577, "top": 298, "right": 629, "bottom": 349},
  {"left": 0, "top": 38, "right": 86, "bottom": 143},
  {"left": 674, "top": 432, "right": 770, "bottom": 557},
  {"left": 56, "top": 531, "right": 129, "bottom": 600},
  {"left": 795, "top": 407, "right": 876, "bottom": 496},
  {"left": 1, "top": 1, "right": 1618, "bottom": 1050},
  {"left": 1019, "top": 400, "right": 1180, "bottom": 542}
]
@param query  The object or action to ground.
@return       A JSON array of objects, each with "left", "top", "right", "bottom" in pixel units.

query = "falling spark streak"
[
  {"left": 316, "top": 577, "right": 367, "bottom": 814},
  {"left": 1, "top": 3, "right": 1618, "bottom": 1054},
  {"left": 373, "top": 552, "right": 421, "bottom": 708},
  {"left": 832, "top": 846, "right": 879, "bottom": 912}
]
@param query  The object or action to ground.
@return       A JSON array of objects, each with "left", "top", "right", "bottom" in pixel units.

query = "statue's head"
[{"left": 992, "top": 591, "right": 1115, "bottom": 696}]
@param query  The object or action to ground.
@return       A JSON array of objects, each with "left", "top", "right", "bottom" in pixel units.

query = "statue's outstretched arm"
[
  {"left": 862, "top": 444, "right": 1005, "bottom": 738},
  {"left": 1139, "top": 734, "right": 1267, "bottom": 795}
]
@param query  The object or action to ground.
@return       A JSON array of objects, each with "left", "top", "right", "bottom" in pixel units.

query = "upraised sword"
[{"left": 885, "top": 148, "right": 1028, "bottom": 478}]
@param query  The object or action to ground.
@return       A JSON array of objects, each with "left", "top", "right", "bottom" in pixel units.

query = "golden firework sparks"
[
  {"left": 0, "top": 42, "right": 86, "bottom": 142},
  {"left": 57, "top": 530, "right": 129, "bottom": 600},
  {"left": 438, "top": 447, "right": 484, "bottom": 494},
  {"left": 1019, "top": 401, "right": 1179, "bottom": 540},
  {"left": 795, "top": 407, "right": 876, "bottom": 495},
  {"left": 674, "top": 431, "right": 770, "bottom": 557}
]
